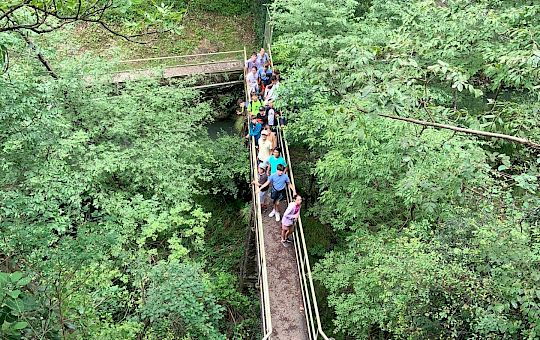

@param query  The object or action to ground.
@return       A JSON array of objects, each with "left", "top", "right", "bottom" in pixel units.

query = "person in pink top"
[{"left": 280, "top": 195, "right": 302, "bottom": 247}]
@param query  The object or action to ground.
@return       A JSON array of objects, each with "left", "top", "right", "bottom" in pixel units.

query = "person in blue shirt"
[
  {"left": 245, "top": 115, "right": 262, "bottom": 146},
  {"left": 256, "top": 48, "right": 270, "bottom": 68},
  {"left": 257, "top": 164, "right": 296, "bottom": 222},
  {"left": 258, "top": 63, "right": 272, "bottom": 87},
  {"left": 245, "top": 52, "right": 259, "bottom": 71}
]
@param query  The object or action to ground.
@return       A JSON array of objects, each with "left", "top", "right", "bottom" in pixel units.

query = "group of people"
[
  {"left": 256, "top": 151, "right": 302, "bottom": 247},
  {"left": 241, "top": 49, "right": 283, "bottom": 147},
  {"left": 242, "top": 48, "right": 302, "bottom": 248},
  {"left": 245, "top": 48, "right": 281, "bottom": 104}
]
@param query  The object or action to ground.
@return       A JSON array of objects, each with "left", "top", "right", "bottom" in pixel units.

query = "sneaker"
[
  {"left": 281, "top": 240, "right": 289, "bottom": 248},
  {"left": 269, "top": 210, "right": 275, "bottom": 217},
  {"left": 275, "top": 212, "right": 280, "bottom": 222}
]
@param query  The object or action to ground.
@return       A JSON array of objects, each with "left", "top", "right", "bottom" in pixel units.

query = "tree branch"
[
  {"left": 16, "top": 31, "right": 58, "bottom": 79},
  {"left": 0, "top": 0, "right": 164, "bottom": 44},
  {"left": 0, "top": 2, "right": 28, "bottom": 22},
  {"left": 378, "top": 113, "right": 540, "bottom": 150}
]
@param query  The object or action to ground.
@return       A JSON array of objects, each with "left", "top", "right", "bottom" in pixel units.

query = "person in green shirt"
[{"left": 247, "top": 93, "right": 262, "bottom": 116}]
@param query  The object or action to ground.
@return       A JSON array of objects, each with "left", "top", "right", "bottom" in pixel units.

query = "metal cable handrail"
[
  {"left": 112, "top": 59, "right": 244, "bottom": 74},
  {"left": 113, "top": 50, "right": 245, "bottom": 74},
  {"left": 118, "top": 50, "right": 244, "bottom": 63}
]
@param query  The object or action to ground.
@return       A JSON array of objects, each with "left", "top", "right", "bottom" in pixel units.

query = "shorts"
[
  {"left": 270, "top": 188, "right": 286, "bottom": 203},
  {"left": 259, "top": 190, "right": 267, "bottom": 203}
]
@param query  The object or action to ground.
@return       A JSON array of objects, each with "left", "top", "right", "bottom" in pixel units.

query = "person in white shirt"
[
  {"left": 264, "top": 76, "right": 279, "bottom": 105},
  {"left": 247, "top": 66, "right": 259, "bottom": 94},
  {"left": 257, "top": 130, "right": 273, "bottom": 164},
  {"left": 266, "top": 101, "right": 276, "bottom": 127}
]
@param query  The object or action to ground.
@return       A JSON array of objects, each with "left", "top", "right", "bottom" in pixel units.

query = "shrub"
[{"left": 190, "top": 0, "right": 251, "bottom": 16}]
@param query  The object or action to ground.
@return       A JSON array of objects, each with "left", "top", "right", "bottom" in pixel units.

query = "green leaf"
[
  {"left": 13, "top": 321, "right": 28, "bottom": 330},
  {"left": 9, "top": 272, "right": 23, "bottom": 283},
  {"left": 16, "top": 276, "right": 31, "bottom": 287},
  {"left": 7, "top": 289, "right": 21, "bottom": 299}
]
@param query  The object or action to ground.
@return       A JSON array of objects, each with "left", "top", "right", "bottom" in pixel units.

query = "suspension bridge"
[
  {"left": 243, "top": 8, "right": 331, "bottom": 340},
  {"left": 105, "top": 7, "right": 331, "bottom": 339},
  {"left": 110, "top": 50, "right": 245, "bottom": 87}
]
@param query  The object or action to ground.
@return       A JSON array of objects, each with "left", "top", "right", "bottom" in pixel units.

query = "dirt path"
[
  {"left": 261, "top": 201, "right": 308, "bottom": 340},
  {"left": 111, "top": 60, "right": 244, "bottom": 83}
]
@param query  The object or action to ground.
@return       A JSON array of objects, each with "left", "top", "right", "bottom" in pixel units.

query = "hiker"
[
  {"left": 266, "top": 101, "right": 276, "bottom": 128},
  {"left": 258, "top": 164, "right": 296, "bottom": 222},
  {"left": 257, "top": 48, "right": 270, "bottom": 67},
  {"left": 265, "top": 63, "right": 273, "bottom": 81},
  {"left": 263, "top": 124, "right": 277, "bottom": 149},
  {"left": 256, "top": 106, "right": 268, "bottom": 126},
  {"left": 258, "top": 130, "right": 273, "bottom": 164},
  {"left": 247, "top": 92, "right": 262, "bottom": 116},
  {"left": 237, "top": 98, "right": 247, "bottom": 115},
  {"left": 245, "top": 52, "right": 258, "bottom": 71},
  {"left": 263, "top": 84, "right": 273, "bottom": 102},
  {"left": 265, "top": 148, "right": 287, "bottom": 175},
  {"left": 253, "top": 163, "right": 269, "bottom": 209},
  {"left": 264, "top": 76, "right": 279, "bottom": 105},
  {"left": 246, "top": 115, "right": 262, "bottom": 146},
  {"left": 247, "top": 66, "right": 259, "bottom": 94},
  {"left": 281, "top": 194, "right": 302, "bottom": 246},
  {"left": 273, "top": 68, "right": 281, "bottom": 82},
  {"left": 258, "top": 63, "right": 272, "bottom": 87}
]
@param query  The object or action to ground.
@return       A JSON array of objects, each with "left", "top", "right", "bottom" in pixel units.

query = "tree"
[
  {"left": 271, "top": 0, "right": 540, "bottom": 338},
  {"left": 0, "top": 0, "right": 187, "bottom": 74},
  {"left": 0, "top": 53, "right": 249, "bottom": 337},
  {"left": 0, "top": 0, "right": 185, "bottom": 35}
]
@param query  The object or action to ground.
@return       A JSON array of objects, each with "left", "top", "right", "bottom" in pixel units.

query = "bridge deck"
[
  {"left": 261, "top": 203, "right": 308, "bottom": 339},
  {"left": 111, "top": 60, "right": 243, "bottom": 83}
]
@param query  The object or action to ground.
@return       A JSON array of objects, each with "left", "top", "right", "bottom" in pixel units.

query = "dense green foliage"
[
  {"left": 190, "top": 0, "right": 251, "bottom": 16},
  {"left": 0, "top": 0, "right": 188, "bottom": 76},
  {"left": 272, "top": 0, "right": 540, "bottom": 338},
  {"left": 0, "top": 10, "right": 255, "bottom": 337},
  {"left": 0, "top": 71, "right": 251, "bottom": 339}
]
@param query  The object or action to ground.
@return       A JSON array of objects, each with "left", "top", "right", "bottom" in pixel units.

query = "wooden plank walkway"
[
  {"left": 111, "top": 60, "right": 244, "bottom": 83},
  {"left": 261, "top": 202, "right": 308, "bottom": 339}
]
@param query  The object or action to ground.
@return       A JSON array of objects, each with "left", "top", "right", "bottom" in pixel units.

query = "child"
[{"left": 281, "top": 195, "right": 302, "bottom": 246}]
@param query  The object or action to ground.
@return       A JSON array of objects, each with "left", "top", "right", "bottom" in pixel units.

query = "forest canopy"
[
  {"left": 1, "top": 1, "right": 254, "bottom": 338},
  {"left": 271, "top": 0, "right": 540, "bottom": 338},
  {"left": 3, "top": 0, "right": 540, "bottom": 339}
]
